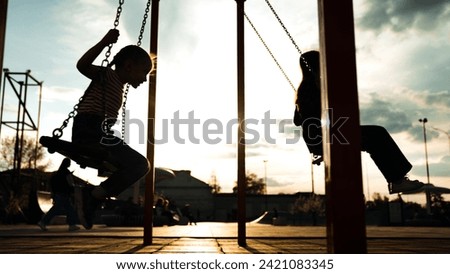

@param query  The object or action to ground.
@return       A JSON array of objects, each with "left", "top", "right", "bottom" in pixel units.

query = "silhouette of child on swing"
[
  {"left": 73, "top": 29, "right": 152, "bottom": 229},
  {"left": 294, "top": 50, "right": 424, "bottom": 194}
]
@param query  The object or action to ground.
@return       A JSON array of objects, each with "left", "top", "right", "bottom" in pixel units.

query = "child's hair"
[
  {"left": 300, "top": 50, "right": 319, "bottom": 76},
  {"left": 108, "top": 45, "right": 152, "bottom": 68},
  {"left": 59, "top": 158, "right": 71, "bottom": 171}
]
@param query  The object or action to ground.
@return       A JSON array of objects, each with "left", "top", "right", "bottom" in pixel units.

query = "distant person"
[
  {"left": 72, "top": 29, "right": 152, "bottom": 229},
  {"left": 181, "top": 204, "right": 196, "bottom": 225},
  {"left": 38, "top": 158, "right": 80, "bottom": 231},
  {"left": 293, "top": 50, "right": 424, "bottom": 194},
  {"left": 272, "top": 208, "right": 278, "bottom": 219}
]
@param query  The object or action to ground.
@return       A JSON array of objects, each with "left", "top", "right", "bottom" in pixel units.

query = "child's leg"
[
  {"left": 72, "top": 114, "right": 149, "bottom": 197},
  {"left": 302, "top": 118, "right": 323, "bottom": 156},
  {"left": 360, "top": 125, "right": 412, "bottom": 182},
  {"left": 98, "top": 138, "right": 150, "bottom": 197}
]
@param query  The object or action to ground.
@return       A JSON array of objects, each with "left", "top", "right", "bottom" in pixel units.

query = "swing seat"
[
  {"left": 40, "top": 136, "right": 177, "bottom": 181},
  {"left": 39, "top": 136, "right": 119, "bottom": 177}
]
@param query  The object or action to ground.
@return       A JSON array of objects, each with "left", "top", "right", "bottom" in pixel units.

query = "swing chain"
[
  {"left": 244, "top": 12, "right": 297, "bottom": 93},
  {"left": 102, "top": 0, "right": 125, "bottom": 67},
  {"left": 264, "top": 0, "right": 312, "bottom": 72},
  {"left": 265, "top": 0, "right": 301, "bottom": 55},
  {"left": 121, "top": 86, "right": 130, "bottom": 139},
  {"left": 121, "top": 0, "right": 151, "bottom": 140},
  {"left": 137, "top": 0, "right": 151, "bottom": 47},
  {"left": 52, "top": 97, "right": 82, "bottom": 139}
]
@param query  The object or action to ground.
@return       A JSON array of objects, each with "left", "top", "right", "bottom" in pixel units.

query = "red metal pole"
[
  {"left": 143, "top": 0, "right": 160, "bottom": 246},
  {"left": 317, "top": 0, "right": 367, "bottom": 253}
]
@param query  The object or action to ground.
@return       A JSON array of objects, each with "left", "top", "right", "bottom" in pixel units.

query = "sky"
[{"left": 2, "top": 0, "right": 449, "bottom": 205}]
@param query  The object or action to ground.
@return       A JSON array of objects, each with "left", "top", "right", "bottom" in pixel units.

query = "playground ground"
[{"left": 0, "top": 222, "right": 449, "bottom": 254}]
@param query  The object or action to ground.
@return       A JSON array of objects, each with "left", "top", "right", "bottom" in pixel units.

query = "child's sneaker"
[{"left": 389, "top": 177, "right": 424, "bottom": 194}]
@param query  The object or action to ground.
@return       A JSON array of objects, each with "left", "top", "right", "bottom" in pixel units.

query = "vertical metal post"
[
  {"left": 143, "top": 0, "right": 160, "bottom": 246},
  {"left": 0, "top": 70, "right": 6, "bottom": 138},
  {"left": 236, "top": 0, "right": 246, "bottom": 247},
  {"left": 14, "top": 80, "right": 23, "bottom": 171},
  {"left": 19, "top": 74, "right": 29, "bottom": 171},
  {"left": 317, "top": 0, "right": 367, "bottom": 253},
  {"left": 0, "top": 0, "right": 7, "bottom": 93},
  {"left": 0, "top": 0, "right": 7, "bottom": 135},
  {"left": 263, "top": 159, "right": 268, "bottom": 211},
  {"left": 419, "top": 118, "right": 431, "bottom": 214},
  {"left": 34, "top": 80, "right": 43, "bottom": 170},
  {"left": 419, "top": 118, "right": 430, "bottom": 185},
  {"left": 311, "top": 156, "right": 315, "bottom": 194}
]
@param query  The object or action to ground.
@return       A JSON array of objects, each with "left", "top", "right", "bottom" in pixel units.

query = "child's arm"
[{"left": 77, "top": 29, "right": 120, "bottom": 79}]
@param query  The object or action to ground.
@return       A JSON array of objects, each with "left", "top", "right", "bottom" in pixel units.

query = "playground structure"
[
  {"left": 0, "top": 69, "right": 43, "bottom": 223},
  {"left": 0, "top": 69, "right": 43, "bottom": 170},
  {"left": 1, "top": 0, "right": 367, "bottom": 253}
]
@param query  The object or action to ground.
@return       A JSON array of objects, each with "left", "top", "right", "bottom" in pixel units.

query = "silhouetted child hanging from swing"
[
  {"left": 293, "top": 50, "right": 424, "bottom": 194},
  {"left": 73, "top": 29, "right": 152, "bottom": 229}
]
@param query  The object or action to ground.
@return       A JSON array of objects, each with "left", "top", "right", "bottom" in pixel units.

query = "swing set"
[
  {"left": 40, "top": 0, "right": 322, "bottom": 177},
  {"left": 35, "top": 0, "right": 365, "bottom": 253}
]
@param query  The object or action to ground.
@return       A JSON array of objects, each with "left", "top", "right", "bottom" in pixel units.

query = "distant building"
[
  {"left": 118, "top": 170, "right": 215, "bottom": 220},
  {"left": 155, "top": 170, "right": 214, "bottom": 220},
  {"left": 118, "top": 169, "right": 321, "bottom": 223}
]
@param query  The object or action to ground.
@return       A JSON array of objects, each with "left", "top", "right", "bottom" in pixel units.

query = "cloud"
[
  {"left": 42, "top": 86, "right": 84, "bottom": 103},
  {"left": 360, "top": 94, "right": 412, "bottom": 133},
  {"left": 400, "top": 44, "right": 450, "bottom": 92},
  {"left": 407, "top": 124, "right": 440, "bottom": 144},
  {"left": 358, "top": 0, "right": 450, "bottom": 32},
  {"left": 413, "top": 155, "right": 450, "bottom": 177},
  {"left": 410, "top": 90, "right": 450, "bottom": 112},
  {"left": 360, "top": 89, "right": 449, "bottom": 143},
  {"left": 159, "top": 1, "right": 198, "bottom": 47}
]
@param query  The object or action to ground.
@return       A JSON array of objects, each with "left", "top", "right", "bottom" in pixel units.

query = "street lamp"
[
  {"left": 263, "top": 160, "right": 268, "bottom": 194},
  {"left": 419, "top": 118, "right": 431, "bottom": 215},
  {"left": 263, "top": 160, "right": 268, "bottom": 211},
  {"left": 418, "top": 118, "right": 430, "bottom": 185}
]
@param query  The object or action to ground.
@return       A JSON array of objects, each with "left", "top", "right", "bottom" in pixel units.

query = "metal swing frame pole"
[
  {"left": 143, "top": 0, "right": 160, "bottom": 246},
  {"left": 317, "top": 0, "right": 367, "bottom": 253},
  {"left": 235, "top": 0, "right": 247, "bottom": 247},
  {"left": 0, "top": 0, "right": 7, "bottom": 98}
]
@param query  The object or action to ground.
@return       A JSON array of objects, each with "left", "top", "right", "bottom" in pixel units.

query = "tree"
[
  {"left": 0, "top": 136, "right": 49, "bottom": 171},
  {"left": 430, "top": 193, "right": 450, "bottom": 224},
  {"left": 366, "top": 192, "right": 390, "bottom": 210},
  {"left": 208, "top": 172, "right": 221, "bottom": 194},
  {"left": 292, "top": 194, "right": 325, "bottom": 225},
  {"left": 232, "top": 172, "right": 265, "bottom": 195}
]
